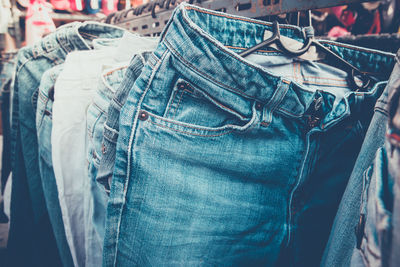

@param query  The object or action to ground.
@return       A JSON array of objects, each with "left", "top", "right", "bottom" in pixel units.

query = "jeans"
[
  {"left": 350, "top": 145, "right": 394, "bottom": 267},
  {"left": 52, "top": 48, "right": 121, "bottom": 267},
  {"left": 387, "top": 49, "right": 400, "bottom": 267},
  {"left": 9, "top": 21, "right": 124, "bottom": 267},
  {"left": 87, "top": 63, "right": 128, "bottom": 242},
  {"left": 36, "top": 64, "right": 74, "bottom": 267},
  {"left": 322, "top": 49, "right": 400, "bottom": 267},
  {"left": 0, "top": 52, "right": 16, "bottom": 196},
  {"left": 321, "top": 86, "right": 390, "bottom": 267},
  {"left": 103, "top": 4, "right": 395, "bottom": 266},
  {"left": 96, "top": 53, "right": 150, "bottom": 193}
]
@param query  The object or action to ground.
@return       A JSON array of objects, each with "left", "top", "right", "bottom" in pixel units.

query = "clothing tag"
[{"left": 263, "top": 30, "right": 325, "bottom": 61}]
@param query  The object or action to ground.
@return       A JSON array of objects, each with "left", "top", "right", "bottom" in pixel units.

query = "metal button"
[
  {"left": 255, "top": 102, "right": 263, "bottom": 110},
  {"left": 44, "top": 110, "right": 51, "bottom": 116},
  {"left": 138, "top": 110, "right": 149, "bottom": 121}
]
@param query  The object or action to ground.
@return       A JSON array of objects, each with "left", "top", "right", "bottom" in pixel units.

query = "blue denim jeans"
[
  {"left": 103, "top": 4, "right": 395, "bottom": 266},
  {"left": 321, "top": 85, "right": 390, "bottom": 267},
  {"left": 387, "top": 49, "right": 400, "bottom": 267},
  {"left": 36, "top": 64, "right": 74, "bottom": 267},
  {"left": 86, "top": 63, "right": 127, "bottom": 241},
  {"left": 0, "top": 52, "right": 16, "bottom": 196},
  {"left": 350, "top": 145, "right": 394, "bottom": 267},
  {"left": 96, "top": 53, "right": 149, "bottom": 193},
  {"left": 9, "top": 21, "right": 124, "bottom": 267},
  {"left": 322, "top": 49, "right": 400, "bottom": 267}
]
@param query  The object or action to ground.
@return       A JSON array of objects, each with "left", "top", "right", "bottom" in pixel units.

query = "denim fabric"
[
  {"left": 321, "top": 85, "right": 390, "bottom": 267},
  {"left": 9, "top": 21, "right": 124, "bottom": 267},
  {"left": 0, "top": 52, "right": 16, "bottom": 195},
  {"left": 103, "top": 4, "right": 395, "bottom": 266},
  {"left": 350, "top": 145, "right": 393, "bottom": 267},
  {"left": 36, "top": 65, "right": 74, "bottom": 267},
  {"left": 322, "top": 49, "right": 400, "bottom": 267},
  {"left": 96, "top": 53, "right": 149, "bottom": 193},
  {"left": 87, "top": 63, "right": 127, "bottom": 241},
  {"left": 387, "top": 49, "right": 400, "bottom": 267},
  {"left": 52, "top": 48, "right": 122, "bottom": 267}
]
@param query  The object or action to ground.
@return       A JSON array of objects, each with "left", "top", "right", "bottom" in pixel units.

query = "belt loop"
[{"left": 261, "top": 79, "right": 290, "bottom": 126}]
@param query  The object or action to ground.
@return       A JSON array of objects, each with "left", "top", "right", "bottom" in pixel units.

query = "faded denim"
[
  {"left": 36, "top": 65, "right": 74, "bottom": 267},
  {"left": 322, "top": 49, "right": 400, "bottom": 267},
  {"left": 103, "top": 4, "right": 395, "bottom": 266},
  {"left": 9, "top": 21, "right": 124, "bottom": 267},
  {"left": 321, "top": 85, "right": 390, "bottom": 267},
  {"left": 387, "top": 49, "right": 400, "bottom": 267},
  {"left": 87, "top": 64, "right": 127, "bottom": 240},
  {"left": 96, "top": 53, "right": 149, "bottom": 193},
  {"left": 350, "top": 145, "right": 393, "bottom": 267}
]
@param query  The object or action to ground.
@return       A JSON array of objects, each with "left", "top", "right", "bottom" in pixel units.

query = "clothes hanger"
[{"left": 239, "top": 11, "right": 373, "bottom": 91}]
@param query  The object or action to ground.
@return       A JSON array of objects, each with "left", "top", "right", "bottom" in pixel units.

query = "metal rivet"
[
  {"left": 138, "top": 110, "right": 149, "bottom": 121},
  {"left": 44, "top": 110, "right": 51, "bottom": 116},
  {"left": 92, "top": 150, "right": 97, "bottom": 159},
  {"left": 102, "top": 144, "right": 106, "bottom": 154},
  {"left": 255, "top": 102, "right": 263, "bottom": 110},
  {"left": 177, "top": 82, "right": 186, "bottom": 90}
]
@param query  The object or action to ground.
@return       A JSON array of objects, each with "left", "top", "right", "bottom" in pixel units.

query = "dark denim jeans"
[
  {"left": 0, "top": 52, "right": 16, "bottom": 196},
  {"left": 103, "top": 4, "right": 395, "bottom": 266},
  {"left": 9, "top": 22, "right": 124, "bottom": 267}
]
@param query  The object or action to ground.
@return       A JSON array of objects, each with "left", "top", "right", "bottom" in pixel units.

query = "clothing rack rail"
[{"left": 103, "top": 0, "right": 374, "bottom": 36}]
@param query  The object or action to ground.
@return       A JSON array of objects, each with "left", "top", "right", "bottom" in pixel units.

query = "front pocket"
[{"left": 163, "top": 79, "right": 249, "bottom": 130}]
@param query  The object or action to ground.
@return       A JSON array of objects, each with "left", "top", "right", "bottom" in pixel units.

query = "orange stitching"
[
  {"left": 172, "top": 88, "right": 193, "bottom": 118},
  {"left": 301, "top": 80, "right": 348, "bottom": 87},
  {"left": 148, "top": 119, "right": 233, "bottom": 137},
  {"left": 185, "top": 6, "right": 295, "bottom": 30},
  {"left": 104, "top": 66, "right": 128, "bottom": 76},
  {"left": 282, "top": 80, "right": 290, "bottom": 84},
  {"left": 148, "top": 112, "right": 234, "bottom": 132}
]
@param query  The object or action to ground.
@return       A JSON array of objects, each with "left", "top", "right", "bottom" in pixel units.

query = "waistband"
[
  {"left": 32, "top": 21, "right": 125, "bottom": 58},
  {"left": 159, "top": 3, "right": 395, "bottom": 114}
]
